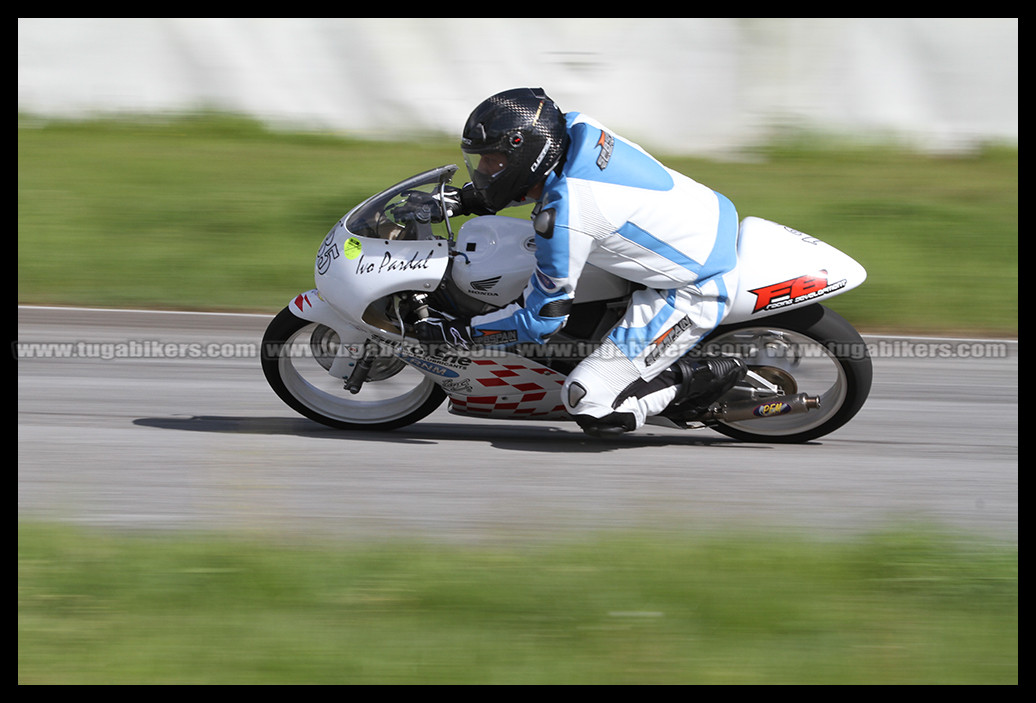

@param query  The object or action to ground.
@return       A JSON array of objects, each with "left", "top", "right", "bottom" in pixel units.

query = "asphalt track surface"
[{"left": 17, "top": 306, "right": 1018, "bottom": 545}]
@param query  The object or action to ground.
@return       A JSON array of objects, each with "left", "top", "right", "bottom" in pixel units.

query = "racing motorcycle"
[{"left": 261, "top": 165, "right": 872, "bottom": 443}]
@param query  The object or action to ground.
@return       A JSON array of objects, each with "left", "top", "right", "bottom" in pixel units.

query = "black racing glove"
[
  {"left": 457, "top": 182, "right": 496, "bottom": 216},
  {"left": 391, "top": 184, "right": 493, "bottom": 224},
  {"left": 391, "top": 190, "right": 446, "bottom": 224},
  {"left": 412, "top": 312, "right": 475, "bottom": 349}
]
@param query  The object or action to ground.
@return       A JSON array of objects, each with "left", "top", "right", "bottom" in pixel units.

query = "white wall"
[{"left": 18, "top": 18, "right": 1017, "bottom": 154}]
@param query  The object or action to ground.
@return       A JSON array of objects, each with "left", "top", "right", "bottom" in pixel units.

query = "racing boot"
[
  {"left": 664, "top": 356, "right": 747, "bottom": 420},
  {"left": 573, "top": 411, "right": 638, "bottom": 439}
]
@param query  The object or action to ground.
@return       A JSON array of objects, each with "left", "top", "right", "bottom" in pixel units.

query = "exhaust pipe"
[{"left": 706, "top": 393, "right": 820, "bottom": 422}]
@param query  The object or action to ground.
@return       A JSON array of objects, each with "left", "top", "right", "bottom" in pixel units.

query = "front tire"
[
  {"left": 700, "top": 305, "right": 872, "bottom": 443},
  {"left": 261, "top": 306, "right": 445, "bottom": 431}
]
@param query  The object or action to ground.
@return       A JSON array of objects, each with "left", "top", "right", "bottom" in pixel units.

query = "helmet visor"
[{"left": 463, "top": 151, "right": 508, "bottom": 191}]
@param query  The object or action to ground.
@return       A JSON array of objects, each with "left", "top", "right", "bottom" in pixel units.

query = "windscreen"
[{"left": 344, "top": 166, "right": 458, "bottom": 241}]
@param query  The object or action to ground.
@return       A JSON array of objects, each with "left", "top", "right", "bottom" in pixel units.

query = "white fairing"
[
  {"left": 307, "top": 210, "right": 864, "bottom": 338},
  {"left": 313, "top": 218, "right": 450, "bottom": 325},
  {"left": 725, "top": 217, "right": 867, "bottom": 323}
]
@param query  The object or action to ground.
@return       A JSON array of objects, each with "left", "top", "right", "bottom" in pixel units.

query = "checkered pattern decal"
[{"left": 447, "top": 359, "right": 569, "bottom": 419}]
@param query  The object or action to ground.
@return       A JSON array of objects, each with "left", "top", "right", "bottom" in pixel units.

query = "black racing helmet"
[{"left": 461, "top": 88, "right": 567, "bottom": 212}]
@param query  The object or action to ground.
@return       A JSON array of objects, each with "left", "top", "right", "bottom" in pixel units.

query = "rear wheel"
[
  {"left": 700, "top": 305, "right": 872, "bottom": 443},
  {"left": 261, "top": 306, "right": 445, "bottom": 430}
]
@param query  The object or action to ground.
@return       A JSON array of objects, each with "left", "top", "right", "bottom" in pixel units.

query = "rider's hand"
[
  {"left": 392, "top": 191, "right": 440, "bottom": 224},
  {"left": 412, "top": 312, "right": 474, "bottom": 349},
  {"left": 458, "top": 182, "right": 495, "bottom": 216},
  {"left": 436, "top": 186, "right": 465, "bottom": 218},
  {"left": 430, "top": 184, "right": 489, "bottom": 218},
  {"left": 392, "top": 187, "right": 466, "bottom": 224}
]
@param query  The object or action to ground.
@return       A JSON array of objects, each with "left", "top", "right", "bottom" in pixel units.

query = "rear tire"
[{"left": 701, "top": 305, "right": 872, "bottom": 443}]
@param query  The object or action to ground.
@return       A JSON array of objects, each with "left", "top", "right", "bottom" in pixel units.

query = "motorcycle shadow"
[{"left": 132, "top": 415, "right": 758, "bottom": 453}]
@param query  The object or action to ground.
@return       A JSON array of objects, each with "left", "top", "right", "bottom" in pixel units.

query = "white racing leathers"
[{"left": 471, "top": 112, "right": 740, "bottom": 428}]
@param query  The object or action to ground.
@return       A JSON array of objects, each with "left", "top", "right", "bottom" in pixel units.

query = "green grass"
[
  {"left": 18, "top": 113, "right": 1017, "bottom": 335},
  {"left": 18, "top": 522, "right": 1016, "bottom": 684}
]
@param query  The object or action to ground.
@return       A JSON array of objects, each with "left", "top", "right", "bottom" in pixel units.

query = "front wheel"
[
  {"left": 261, "top": 306, "right": 445, "bottom": 430},
  {"left": 700, "top": 304, "right": 872, "bottom": 443}
]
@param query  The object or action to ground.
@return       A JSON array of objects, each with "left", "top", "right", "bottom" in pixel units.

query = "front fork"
[
  {"left": 344, "top": 343, "right": 378, "bottom": 394},
  {"left": 287, "top": 288, "right": 454, "bottom": 395},
  {"left": 287, "top": 289, "right": 380, "bottom": 383}
]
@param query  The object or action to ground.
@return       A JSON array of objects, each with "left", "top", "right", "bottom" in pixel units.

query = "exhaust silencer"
[{"left": 707, "top": 393, "right": 820, "bottom": 422}]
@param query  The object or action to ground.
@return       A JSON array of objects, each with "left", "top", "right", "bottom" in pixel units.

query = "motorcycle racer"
[{"left": 414, "top": 87, "right": 746, "bottom": 437}]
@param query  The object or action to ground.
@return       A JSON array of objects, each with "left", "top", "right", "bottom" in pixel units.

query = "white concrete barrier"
[{"left": 18, "top": 18, "right": 1017, "bottom": 154}]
